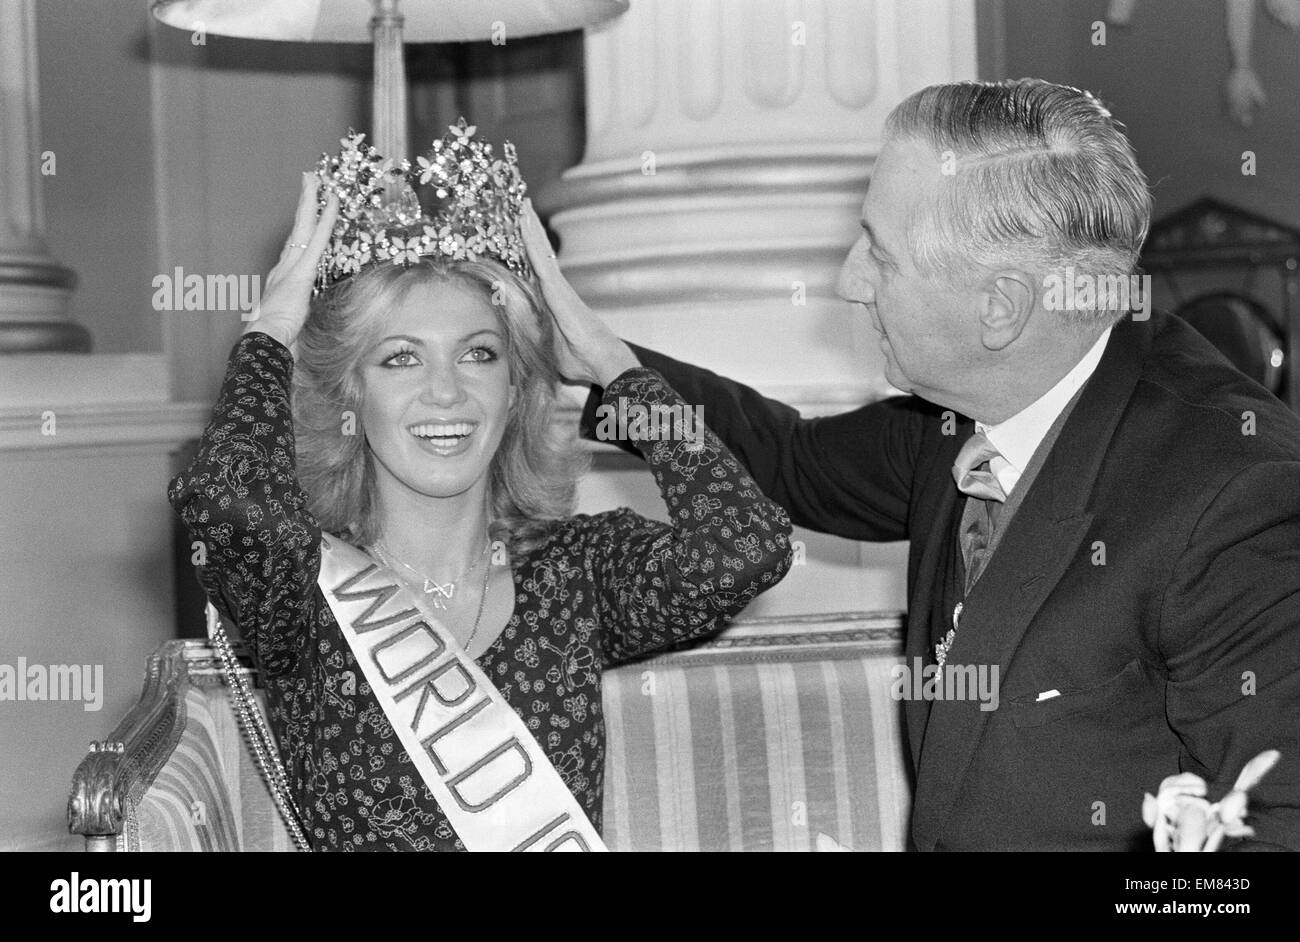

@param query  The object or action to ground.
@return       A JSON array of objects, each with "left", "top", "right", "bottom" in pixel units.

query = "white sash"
[{"left": 317, "top": 533, "right": 607, "bottom": 852}]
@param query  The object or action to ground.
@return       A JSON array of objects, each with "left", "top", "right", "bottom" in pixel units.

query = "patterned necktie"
[
  {"left": 936, "top": 432, "right": 1011, "bottom": 666},
  {"left": 952, "top": 431, "right": 1008, "bottom": 503},
  {"left": 952, "top": 432, "right": 1008, "bottom": 601}
]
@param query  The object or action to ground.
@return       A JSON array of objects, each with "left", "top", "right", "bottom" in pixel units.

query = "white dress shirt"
[{"left": 977, "top": 327, "right": 1112, "bottom": 497}]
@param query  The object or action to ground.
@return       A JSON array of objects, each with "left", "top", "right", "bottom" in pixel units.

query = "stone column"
[
  {"left": 0, "top": 0, "right": 86, "bottom": 353},
  {"left": 541, "top": 0, "right": 976, "bottom": 395},
  {"left": 546, "top": 0, "right": 977, "bottom": 618}
]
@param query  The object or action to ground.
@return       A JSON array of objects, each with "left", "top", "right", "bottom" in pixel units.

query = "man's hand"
[{"left": 519, "top": 198, "right": 639, "bottom": 387}]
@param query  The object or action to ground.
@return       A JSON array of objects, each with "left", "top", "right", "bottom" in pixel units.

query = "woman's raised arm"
[
  {"left": 167, "top": 176, "right": 337, "bottom": 675},
  {"left": 578, "top": 366, "right": 795, "bottom": 665}
]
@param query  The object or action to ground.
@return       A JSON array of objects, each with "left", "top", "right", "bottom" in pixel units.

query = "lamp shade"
[{"left": 150, "top": 0, "right": 628, "bottom": 43}]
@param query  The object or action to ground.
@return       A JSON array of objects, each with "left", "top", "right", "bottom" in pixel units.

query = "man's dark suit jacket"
[{"left": 606, "top": 310, "right": 1300, "bottom": 850}]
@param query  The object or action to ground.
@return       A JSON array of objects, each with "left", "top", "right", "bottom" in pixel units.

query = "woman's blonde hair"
[{"left": 292, "top": 256, "right": 586, "bottom": 558}]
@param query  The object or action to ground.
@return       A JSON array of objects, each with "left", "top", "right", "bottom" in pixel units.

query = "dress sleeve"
[
  {"left": 167, "top": 331, "right": 322, "bottom": 676},
  {"left": 586, "top": 367, "right": 794, "bottom": 666},
  {"left": 582, "top": 343, "right": 924, "bottom": 542}
]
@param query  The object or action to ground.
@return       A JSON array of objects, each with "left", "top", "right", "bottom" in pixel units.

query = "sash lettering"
[{"left": 317, "top": 534, "right": 607, "bottom": 852}]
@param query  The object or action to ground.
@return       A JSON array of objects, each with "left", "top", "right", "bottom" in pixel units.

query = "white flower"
[
  {"left": 387, "top": 237, "right": 421, "bottom": 265},
  {"left": 1142, "top": 749, "right": 1281, "bottom": 851}
]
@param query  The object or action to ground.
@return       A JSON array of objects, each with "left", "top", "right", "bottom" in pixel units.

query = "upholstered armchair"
[{"left": 69, "top": 612, "right": 910, "bottom": 852}]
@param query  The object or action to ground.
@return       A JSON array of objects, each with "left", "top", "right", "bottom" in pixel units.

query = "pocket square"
[
  {"left": 1035, "top": 689, "right": 1061, "bottom": 702},
  {"left": 815, "top": 833, "right": 851, "bottom": 852}
]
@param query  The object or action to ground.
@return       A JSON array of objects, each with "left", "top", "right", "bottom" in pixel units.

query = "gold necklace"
[
  {"left": 372, "top": 540, "right": 490, "bottom": 610},
  {"left": 464, "top": 556, "right": 493, "bottom": 652},
  {"left": 370, "top": 541, "right": 494, "bottom": 652}
]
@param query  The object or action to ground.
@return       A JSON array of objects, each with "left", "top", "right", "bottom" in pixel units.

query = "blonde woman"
[{"left": 169, "top": 125, "right": 792, "bottom": 851}]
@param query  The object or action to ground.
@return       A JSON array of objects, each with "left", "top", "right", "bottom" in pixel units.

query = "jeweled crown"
[{"left": 314, "top": 118, "right": 530, "bottom": 291}]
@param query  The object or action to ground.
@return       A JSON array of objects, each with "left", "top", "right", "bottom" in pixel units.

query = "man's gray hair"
[{"left": 885, "top": 79, "right": 1152, "bottom": 321}]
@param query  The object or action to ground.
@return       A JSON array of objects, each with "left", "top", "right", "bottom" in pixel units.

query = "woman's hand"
[
  {"left": 519, "top": 198, "right": 638, "bottom": 387},
  {"left": 243, "top": 172, "right": 339, "bottom": 353}
]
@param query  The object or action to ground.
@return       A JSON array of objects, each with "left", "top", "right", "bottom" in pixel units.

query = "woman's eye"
[
  {"left": 383, "top": 349, "right": 419, "bottom": 367},
  {"left": 461, "top": 346, "right": 498, "bottom": 364}
]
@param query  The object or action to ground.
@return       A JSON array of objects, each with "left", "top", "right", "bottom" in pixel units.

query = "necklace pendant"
[{"left": 423, "top": 578, "right": 454, "bottom": 609}]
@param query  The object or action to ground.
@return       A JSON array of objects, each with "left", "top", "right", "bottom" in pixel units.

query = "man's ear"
[{"left": 979, "top": 269, "right": 1036, "bottom": 351}]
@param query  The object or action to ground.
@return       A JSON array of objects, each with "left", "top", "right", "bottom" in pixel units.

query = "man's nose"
[
  {"left": 419, "top": 364, "right": 466, "bottom": 407},
  {"left": 836, "top": 236, "right": 875, "bottom": 303}
]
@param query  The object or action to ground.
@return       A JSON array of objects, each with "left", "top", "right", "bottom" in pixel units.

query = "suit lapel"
[
  {"left": 909, "top": 313, "right": 1154, "bottom": 851},
  {"left": 902, "top": 421, "right": 970, "bottom": 768}
]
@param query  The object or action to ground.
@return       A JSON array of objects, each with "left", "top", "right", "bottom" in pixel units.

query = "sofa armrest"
[
  {"left": 67, "top": 639, "right": 243, "bottom": 851},
  {"left": 601, "top": 610, "right": 910, "bottom": 851}
]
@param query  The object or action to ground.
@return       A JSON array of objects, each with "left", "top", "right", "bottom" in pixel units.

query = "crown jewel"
[{"left": 314, "top": 118, "right": 530, "bottom": 291}]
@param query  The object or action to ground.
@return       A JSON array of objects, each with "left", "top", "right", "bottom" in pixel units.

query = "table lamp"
[{"left": 151, "top": 0, "right": 627, "bottom": 164}]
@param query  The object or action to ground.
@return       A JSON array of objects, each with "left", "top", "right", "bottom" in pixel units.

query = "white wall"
[
  {"left": 0, "top": 0, "right": 369, "bottom": 852},
  {"left": 0, "top": 446, "right": 178, "bottom": 850}
]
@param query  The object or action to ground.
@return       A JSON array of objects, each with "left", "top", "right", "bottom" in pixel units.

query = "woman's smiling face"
[{"left": 359, "top": 277, "right": 514, "bottom": 501}]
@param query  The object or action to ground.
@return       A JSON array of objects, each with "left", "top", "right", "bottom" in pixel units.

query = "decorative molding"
[
  {"left": 1143, "top": 196, "right": 1300, "bottom": 266},
  {"left": 550, "top": 0, "right": 976, "bottom": 397},
  {"left": 679, "top": 0, "right": 724, "bottom": 120},
  {"left": 0, "top": 352, "right": 168, "bottom": 405},
  {"left": 727, "top": 609, "right": 904, "bottom": 630},
  {"left": 0, "top": 318, "right": 88, "bottom": 354},
  {"left": 68, "top": 639, "right": 192, "bottom": 844},
  {"left": 673, "top": 609, "right": 907, "bottom": 663},
  {"left": 741, "top": 1, "right": 804, "bottom": 110},
  {"left": 580, "top": 0, "right": 951, "bottom": 161},
  {"left": 1, "top": 377, "right": 884, "bottom": 457},
  {"left": 827, "top": 0, "right": 878, "bottom": 108},
  {"left": 538, "top": 145, "right": 875, "bottom": 214},
  {"left": 0, "top": 401, "right": 207, "bottom": 455}
]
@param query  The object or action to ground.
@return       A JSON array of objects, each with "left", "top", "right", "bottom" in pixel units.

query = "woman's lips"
[{"left": 408, "top": 421, "right": 478, "bottom": 457}]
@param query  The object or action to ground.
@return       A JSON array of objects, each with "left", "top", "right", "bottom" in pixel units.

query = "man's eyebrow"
[{"left": 860, "top": 219, "right": 893, "bottom": 260}]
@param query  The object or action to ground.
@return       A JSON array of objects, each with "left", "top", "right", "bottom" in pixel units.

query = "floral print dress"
[{"left": 169, "top": 332, "right": 793, "bottom": 851}]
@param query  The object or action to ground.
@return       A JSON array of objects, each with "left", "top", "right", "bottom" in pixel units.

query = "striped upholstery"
[
  {"left": 117, "top": 615, "right": 910, "bottom": 851},
  {"left": 121, "top": 683, "right": 296, "bottom": 852},
  {"left": 602, "top": 648, "right": 911, "bottom": 851}
]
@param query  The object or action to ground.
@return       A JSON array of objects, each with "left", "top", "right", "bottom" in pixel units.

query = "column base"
[{"left": 0, "top": 259, "right": 87, "bottom": 353}]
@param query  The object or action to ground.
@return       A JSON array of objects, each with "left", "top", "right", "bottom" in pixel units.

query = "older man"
[{"left": 525, "top": 78, "right": 1300, "bottom": 851}]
